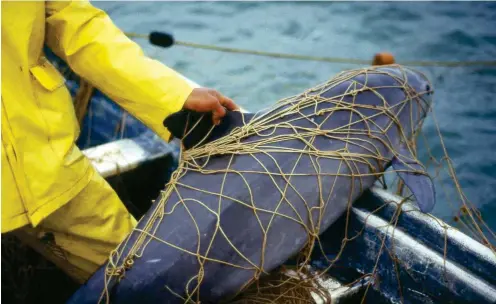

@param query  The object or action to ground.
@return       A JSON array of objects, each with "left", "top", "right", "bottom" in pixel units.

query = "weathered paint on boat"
[{"left": 313, "top": 187, "right": 496, "bottom": 304}]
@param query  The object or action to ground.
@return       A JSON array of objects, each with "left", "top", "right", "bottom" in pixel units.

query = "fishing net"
[
  {"left": 91, "top": 64, "right": 495, "bottom": 304},
  {"left": 2, "top": 64, "right": 495, "bottom": 304}
]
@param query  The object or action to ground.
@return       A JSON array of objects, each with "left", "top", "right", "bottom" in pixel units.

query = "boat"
[{"left": 8, "top": 50, "right": 495, "bottom": 304}]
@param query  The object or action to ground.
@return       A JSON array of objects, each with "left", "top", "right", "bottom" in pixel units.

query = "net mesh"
[
  {"left": 2, "top": 65, "right": 495, "bottom": 304},
  {"left": 95, "top": 65, "right": 495, "bottom": 303}
]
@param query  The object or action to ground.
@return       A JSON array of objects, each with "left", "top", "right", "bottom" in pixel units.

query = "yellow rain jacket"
[{"left": 1, "top": 1, "right": 194, "bottom": 233}]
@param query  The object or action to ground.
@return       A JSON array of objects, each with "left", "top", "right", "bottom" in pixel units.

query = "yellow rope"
[{"left": 126, "top": 32, "right": 496, "bottom": 67}]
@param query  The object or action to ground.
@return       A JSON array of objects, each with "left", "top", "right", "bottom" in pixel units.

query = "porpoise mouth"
[{"left": 411, "top": 70, "right": 434, "bottom": 133}]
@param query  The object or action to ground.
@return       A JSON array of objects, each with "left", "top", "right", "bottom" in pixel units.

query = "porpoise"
[{"left": 68, "top": 65, "right": 435, "bottom": 304}]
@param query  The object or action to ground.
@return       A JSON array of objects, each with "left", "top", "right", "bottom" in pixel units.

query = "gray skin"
[{"left": 68, "top": 66, "right": 434, "bottom": 304}]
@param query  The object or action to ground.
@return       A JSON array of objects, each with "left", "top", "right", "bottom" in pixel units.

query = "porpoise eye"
[{"left": 425, "top": 84, "right": 431, "bottom": 93}]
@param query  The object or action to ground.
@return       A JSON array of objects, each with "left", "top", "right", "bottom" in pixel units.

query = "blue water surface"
[{"left": 92, "top": 1, "right": 496, "bottom": 235}]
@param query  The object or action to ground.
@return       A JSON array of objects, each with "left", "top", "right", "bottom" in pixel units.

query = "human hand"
[{"left": 183, "top": 88, "right": 239, "bottom": 125}]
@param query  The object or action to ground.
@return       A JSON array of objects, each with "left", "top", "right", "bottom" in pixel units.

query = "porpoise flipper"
[{"left": 391, "top": 145, "right": 436, "bottom": 213}]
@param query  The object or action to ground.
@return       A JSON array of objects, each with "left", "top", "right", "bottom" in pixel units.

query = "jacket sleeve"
[{"left": 44, "top": 0, "right": 194, "bottom": 142}]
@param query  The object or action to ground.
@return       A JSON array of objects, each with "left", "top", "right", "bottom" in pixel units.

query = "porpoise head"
[
  {"left": 375, "top": 65, "right": 433, "bottom": 136},
  {"left": 320, "top": 65, "right": 435, "bottom": 213},
  {"left": 313, "top": 65, "right": 433, "bottom": 142}
]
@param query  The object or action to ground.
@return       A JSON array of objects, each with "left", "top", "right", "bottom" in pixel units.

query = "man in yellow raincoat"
[{"left": 1, "top": 0, "right": 238, "bottom": 280}]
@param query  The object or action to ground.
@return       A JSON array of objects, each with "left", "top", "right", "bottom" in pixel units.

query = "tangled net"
[
  {"left": 95, "top": 64, "right": 496, "bottom": 304},
  {"left": 3, "top": 64, "right": 495, "bottom": 304}
]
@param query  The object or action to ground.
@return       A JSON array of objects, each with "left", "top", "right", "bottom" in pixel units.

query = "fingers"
[
  {"left": 182, "top": 88, "right": 238, "bottom": 125},
  {"left": 211, "top": 100, "right": 226, "bottom": 125},
  {"left": 212, "top": 90, "right": 239, "bottom": 111},
  {"left": 222, "top": 97, "right": 239, "bottom": 111},
  {"left": 208, "top": 90, "right": 238, "bottom": 125}
]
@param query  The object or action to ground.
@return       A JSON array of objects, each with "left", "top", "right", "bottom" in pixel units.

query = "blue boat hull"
[{"left": 314, "top": 187, "right": 496, "bottom": 304}]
